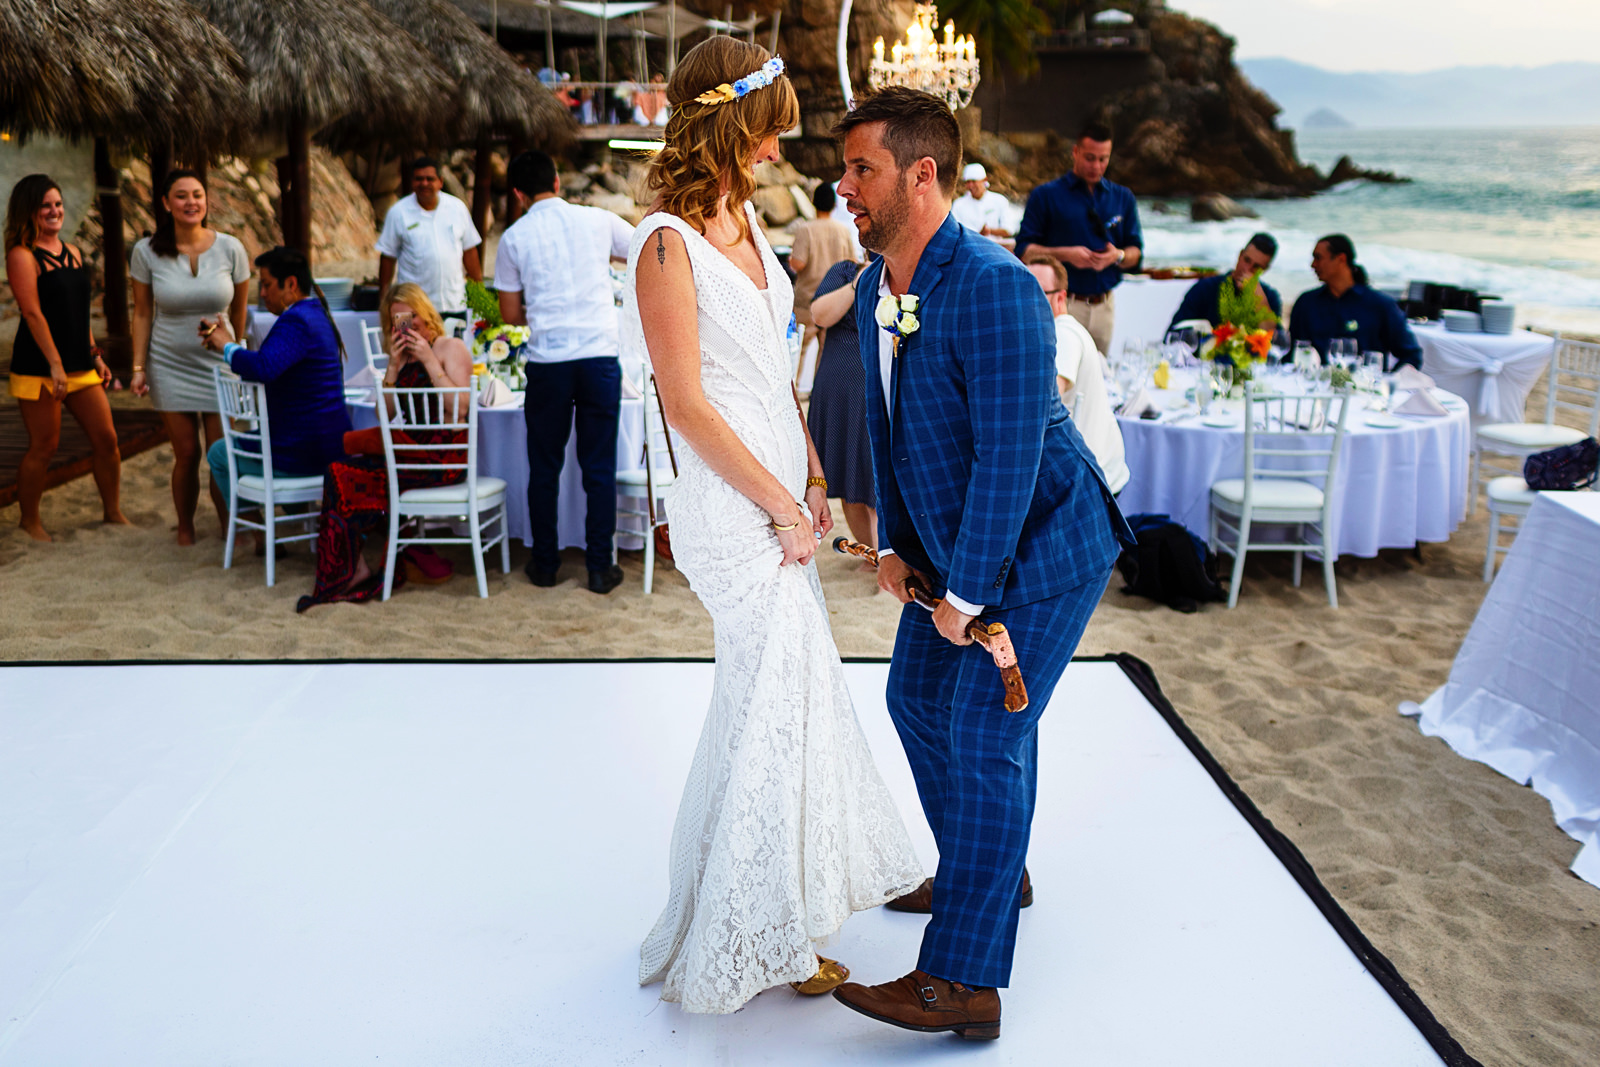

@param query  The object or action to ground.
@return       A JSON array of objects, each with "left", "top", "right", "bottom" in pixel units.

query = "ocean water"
[{"left": 1136, "top": 126, "right": 1600, "bottom": 333}]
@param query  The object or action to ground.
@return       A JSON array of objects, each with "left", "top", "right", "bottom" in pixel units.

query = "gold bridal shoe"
[{"left": 791, "top": 955, "right": 850, "bottom": 995}]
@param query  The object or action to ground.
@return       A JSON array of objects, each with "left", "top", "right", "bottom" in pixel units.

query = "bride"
[{"left": 624, "top": 36, "right": 924, "bottom": 1015}]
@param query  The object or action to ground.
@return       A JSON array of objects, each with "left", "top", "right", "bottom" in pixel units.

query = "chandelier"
[{"left": 869, "top": 3, "right": 980, "bottom": 112}]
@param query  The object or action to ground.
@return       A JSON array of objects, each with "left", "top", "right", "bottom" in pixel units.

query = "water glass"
[
  {"left": 1268, "top": 327, "right": 1292, "bottom": 373},
  {"left": 1293, "top": 342, "right": 1320, "bottom": 381},
  {"left": 1328, "top": 337, "right": 1358, "bottom": 369},
  {"left": 1212, "top": 364, "right": 1233, "bottom": 407}
]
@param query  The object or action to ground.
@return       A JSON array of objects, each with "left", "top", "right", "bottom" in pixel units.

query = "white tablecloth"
[
  {"left": 1402, "top": 491, "right": 1600, "bottom": 887},
  {"left": 1115, "top": 374, "right": 1473, "bottom": 558},
  {"left": 248, "top": 309, "right": 380, "bottom": 384},
  {"left": 344, "top": 395, "right": 647, "bottom": 550},
  {"left": 1414, "top": 322, "right": 1554, "bottom": 426},
  {"left": 1107, "top": 278, "right": 1193, "bottom": 358}
]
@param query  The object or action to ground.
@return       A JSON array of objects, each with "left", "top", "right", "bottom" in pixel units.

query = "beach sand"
[{"left": 3, "top": 387, "right": 1598, "bottom": 1065}]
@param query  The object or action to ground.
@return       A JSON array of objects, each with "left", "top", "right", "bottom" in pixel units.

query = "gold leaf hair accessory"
[{"left": 693, "top": 56, "right": 785, "bottom": 106}]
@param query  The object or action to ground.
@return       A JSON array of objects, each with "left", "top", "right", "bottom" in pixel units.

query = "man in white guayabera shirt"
[
  {"left": 495, "top": 150, "right": 635, "bottom": 595},
  {"left": 375, "top": 157, "right": 483, "bottom": 316}
]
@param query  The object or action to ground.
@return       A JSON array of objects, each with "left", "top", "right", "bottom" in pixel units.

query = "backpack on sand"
[{"left": 1116, "top": 514, "right": 1227, "bottom": 613}]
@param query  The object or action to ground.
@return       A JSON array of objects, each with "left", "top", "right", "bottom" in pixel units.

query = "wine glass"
[
  {"left": 1212, "top": 363, "right": 1233, "bottom": 410},
  {"left": 1293, "top": 341, "right": 1320, "bottom": 382},
  {"left": 1328, "top": 337, "right": 1358, "bottom": 373},
  {"left": 1268, "top": 327, "right": 1292, "bottom": 375}
]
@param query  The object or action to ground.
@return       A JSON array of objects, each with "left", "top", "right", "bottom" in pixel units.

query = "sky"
[{"left": 1174, "top": 0, "right": 1600, "bottom": 73}]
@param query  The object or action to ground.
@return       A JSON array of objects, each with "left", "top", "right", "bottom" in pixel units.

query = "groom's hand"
[
  {"left": 877, "top": 553, "right": 921, "bottom": 604},
  {"left": 932, "top": 600, "right": 976, "bottom": 646}
]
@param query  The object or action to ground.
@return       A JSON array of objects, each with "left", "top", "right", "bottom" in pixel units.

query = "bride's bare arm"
[{"left": 637, "top": 226, "right": 816, "bottom": 565}]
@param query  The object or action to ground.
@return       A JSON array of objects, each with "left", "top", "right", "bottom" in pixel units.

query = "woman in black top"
[{"left": 5, "top": 174, "right": 126, "bottom": 541}]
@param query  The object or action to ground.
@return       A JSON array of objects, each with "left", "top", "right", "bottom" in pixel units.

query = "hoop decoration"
[{"left": 693, "top": 57, "right": 786, "bottom": 106}]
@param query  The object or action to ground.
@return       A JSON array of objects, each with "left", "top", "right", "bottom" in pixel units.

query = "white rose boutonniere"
[
  {"left": 1345, "top": 319, "right": 1359, "bottom": 333},
  {"left": 875, "top": 293, "right": 921, "bottom": 357}
]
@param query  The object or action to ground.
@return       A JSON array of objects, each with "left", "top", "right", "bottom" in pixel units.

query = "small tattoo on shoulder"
[{"left": 656, "top": 230, "right": 666, "bottom": 270}]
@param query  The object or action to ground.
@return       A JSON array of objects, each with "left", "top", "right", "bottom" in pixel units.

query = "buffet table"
[
  {"left": 247, "top": 309, "right": 379, "bottom": 384},
  {"left": 1114, "top": 370, "right": 1473, "bottom": 558},
  {"left": 1107, "top": 278, "right": 1195, "bottom": 359},
  {"left": 1402, "top": 491, "right": 1600, "bottom": 887},
  {"left": 1413, "top": 322, "right": 1554, "bottom": 426}
]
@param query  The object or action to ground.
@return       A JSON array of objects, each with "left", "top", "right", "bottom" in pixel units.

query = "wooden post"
[
  {"left": 472, "top": 132, "right": 494, "bottom": 236},
  {"left": 598, "top": 1, "right": 608, "bottom": 89},
  {"left": 149, "top": 136, "right": 172, "bottom": 234},
  {"left": 94, "top": 137, "right": 131, "bottom": 376},
  {"left": 288, "top": 112, "right": 312, "bottom": 261},
  {"left": 768, "top": 10, "right": 781, "bottom": 54},
  {"left": 667, "top": 0, "right": 677, "bottom": 74},
  {"left": 505, "top": 135, "right": 526, "bottom": 227},
  {"left": 276, "top": 154, "right": 296, "bottom": 246},
  {"left": 544, "top": 6, "right": 556, "bottom": 72}
]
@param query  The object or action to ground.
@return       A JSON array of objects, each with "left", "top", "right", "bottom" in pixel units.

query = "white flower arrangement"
[
  {"left": 471, "top": 323, "right": 533, "bottom": 390},
  {"left": 875, "top": 293, "right": 920, "bottom": 356}
]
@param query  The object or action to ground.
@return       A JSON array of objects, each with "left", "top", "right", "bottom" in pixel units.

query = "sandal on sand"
[
  {"left": 791, "top": 956, "right": 849, "bottom": 995},
  {"left": 401, "top": 546, "right": 454, "bottom": 585}
]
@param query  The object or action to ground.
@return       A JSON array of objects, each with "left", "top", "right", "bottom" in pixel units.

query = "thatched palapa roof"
[
  {"left": 364, "top": 0, "right": 574, "bottom": 148},
  {"left": 0, "top": 0, "right": 246, "bottom": 150},
  {"left": 186, "top": 0, "right": 455, "bottom": 137}
]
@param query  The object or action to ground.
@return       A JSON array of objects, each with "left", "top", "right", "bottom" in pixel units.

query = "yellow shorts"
[{"left": 9, "top": 370, "right": 103, "bottom": 401}]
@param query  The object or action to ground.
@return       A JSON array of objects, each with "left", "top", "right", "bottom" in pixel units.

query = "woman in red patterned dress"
[{"left": 297, "top": 284, "right": 474, "bottom": 611}]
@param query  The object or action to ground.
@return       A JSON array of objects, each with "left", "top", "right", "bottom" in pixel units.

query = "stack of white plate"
[
  {"left": 1441, "top": 309, "right": 1482, "bottom": 333},
  {"left": 316, "top": 277, "right": 354, "bottom": 310},
  {"left": 1479, "top": 301, "right": 1516, "bottom": 335}
]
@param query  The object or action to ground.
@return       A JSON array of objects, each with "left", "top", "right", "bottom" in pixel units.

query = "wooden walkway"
[{"left": 0, "top": 402, "right": 168, "bottom": 509}]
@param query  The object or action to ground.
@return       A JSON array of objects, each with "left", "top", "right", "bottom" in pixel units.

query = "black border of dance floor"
[{"left": 4, "top": 652, "right": 1482, "bottom": 1066}]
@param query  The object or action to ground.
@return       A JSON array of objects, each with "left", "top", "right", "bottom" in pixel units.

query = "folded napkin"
[
  {"left": 1119, "top": 386, "right": 1156, "bottom": 419},
  {"left": 621, "top": 374, "right": 644, "bottom": 401},
  {"left": 1394, "top": 389, "right": 1449, "bottom": 417},
  {"left": 1392, "top": 365, "right": 1435, "bottom": 391},
  {"left": 479, "top": 377, "right": 521, "bottom": 408}
]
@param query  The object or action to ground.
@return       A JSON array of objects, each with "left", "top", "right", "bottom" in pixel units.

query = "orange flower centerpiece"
[{"left": 1198, "top": 274, "right": 1276, "bottom": 394}]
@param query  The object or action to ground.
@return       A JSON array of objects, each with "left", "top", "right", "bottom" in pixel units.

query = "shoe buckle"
[{"left": 919, "top": 985, "right": 938, "bottom": 1005}]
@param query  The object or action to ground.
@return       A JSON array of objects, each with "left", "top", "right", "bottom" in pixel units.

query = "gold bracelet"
[
  {"left": 806, "top": 476, "right": 828, "bottom": 490},
  {"left": 132, "top": 365, "right": 144, "bottom": 372},
  {"left": 770, "top": 502, "right": 807, "bottom": 530}
]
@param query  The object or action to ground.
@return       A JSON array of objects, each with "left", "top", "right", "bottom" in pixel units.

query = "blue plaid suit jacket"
[{"left": 855, "top": 214, "right": 1134, "bottom": 610}]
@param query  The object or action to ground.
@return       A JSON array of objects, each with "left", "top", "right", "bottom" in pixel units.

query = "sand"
[{"left": 3, "top": 383, "right": 1598, "bottom": 1065}]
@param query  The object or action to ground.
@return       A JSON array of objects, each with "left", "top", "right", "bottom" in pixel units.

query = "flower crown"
[{"left": 693, "top": 57, "right": 785, "bottom": 106}]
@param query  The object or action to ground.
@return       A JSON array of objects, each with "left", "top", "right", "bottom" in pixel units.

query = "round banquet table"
[
  {"left": 347, "top": 393, "right": 646, "bottom": 550},
  {"left": 1115, "top": 370, "right": 1473, "bottom": 558},
  {"left": 1413, "top": 322, "right": 1554, "bottom": 427}
]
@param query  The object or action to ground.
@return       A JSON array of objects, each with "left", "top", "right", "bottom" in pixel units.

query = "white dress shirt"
[
  {"left": 374, "top": 192, "right": 481, "bottom": 312},
  {"left": 494, "top": 197, "right": 634, "bottom": 363},
  {"left": 875, "top": 271, "right": 984, "bottom": 616},
  {"left": 1053, "top": 313, "right": 1129, "bottom": 494},
  {"left": 950, "top": 190, "right": 1011, "bottom": 236}
]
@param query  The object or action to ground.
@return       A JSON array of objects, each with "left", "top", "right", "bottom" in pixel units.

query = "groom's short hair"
[{"left": 833, "top": 87, "right": 961, "bottom": 198}]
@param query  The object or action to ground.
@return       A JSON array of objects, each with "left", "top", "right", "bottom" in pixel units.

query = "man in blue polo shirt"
[
  {"left": 1289, "top": 233, "right": 1423, "bottom": 370},
  {"left": 1168, "top": 233, "right": 1284, "bottom": 332},
  {"left": 1014, "top": 120, "right": 1142, "bottom": 354}
]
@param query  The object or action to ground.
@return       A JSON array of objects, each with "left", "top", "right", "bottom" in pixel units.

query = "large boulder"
[{"left": 1191, "top": 194, "right": 1258, "bottom": 222}]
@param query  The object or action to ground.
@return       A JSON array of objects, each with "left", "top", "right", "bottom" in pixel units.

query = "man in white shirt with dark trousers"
[{"left": 496, "top": 151, "right": 635, "bottom": 594}]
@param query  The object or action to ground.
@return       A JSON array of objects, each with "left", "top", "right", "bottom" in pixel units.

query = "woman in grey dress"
[{"left": 131, "top": 169, "right": 251, "bottom": 544}]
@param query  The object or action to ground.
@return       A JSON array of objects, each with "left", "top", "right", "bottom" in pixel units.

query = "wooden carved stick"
[{"left": 833, "top": 538, "right": 1029, "bottom": 713}]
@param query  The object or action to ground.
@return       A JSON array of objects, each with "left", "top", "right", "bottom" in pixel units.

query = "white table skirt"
[
  {"left": 248, "top": 309, "right": 380, "bottom": 385},
  {"left": 1115, "top": 378, "right": 1473, "bottom": 558},
  {"left": 1107, "top": 278, "right": 1193, "bottom": 358},
  {"left": 1414, "top": 322, "right": 1553, "bottom": 426},
  {"left": 1401, "top": 492, "right": 1600, "bottom": 887},
  {"left": 345, "top": 396, "right": 647, "bottom": 551}
]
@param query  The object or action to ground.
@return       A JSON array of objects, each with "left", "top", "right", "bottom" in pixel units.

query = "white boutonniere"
[
  {"left": 1345, "top": 319, "right": 1359, "bottom": 332},
  {"left": 875, "top": 293, "right": 920, "bottom": 357}
]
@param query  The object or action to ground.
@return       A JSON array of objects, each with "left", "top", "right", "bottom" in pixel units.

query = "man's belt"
[{"left": 1066, "top": 291, "right": 1111, "bottom": 306}]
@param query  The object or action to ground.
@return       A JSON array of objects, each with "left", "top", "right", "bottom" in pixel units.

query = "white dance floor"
[{"left": 1, "top": 660, "right": 1456, "bottom": 1065}]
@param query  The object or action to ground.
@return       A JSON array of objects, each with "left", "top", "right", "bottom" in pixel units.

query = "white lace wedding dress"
[{"left": 622, "top": 205, "right": 924, "bottom": 1015}]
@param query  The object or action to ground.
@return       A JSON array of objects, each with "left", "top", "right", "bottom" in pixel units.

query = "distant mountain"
[
  {"left": 1239, "top": 58, "right": 1600, "bottom": 128},
  {"left": 1302, "top": 108, "right": 1352, "bottom": 130}
]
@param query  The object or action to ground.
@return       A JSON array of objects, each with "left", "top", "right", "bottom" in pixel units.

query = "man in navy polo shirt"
[
  {"left": 1014, "top": 120, "right": 1142, "bottom": 354},
  {"left": 1288, "top": 234, "right": 1423, "bottom": 370}
]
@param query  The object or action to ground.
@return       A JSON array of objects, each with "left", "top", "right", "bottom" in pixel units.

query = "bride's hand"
[
  {"left": 804, "top": 484, "right": 833, "bottom": 538},
  {"left": 773, "top": 506, "right": 815, "bottom": 567}
]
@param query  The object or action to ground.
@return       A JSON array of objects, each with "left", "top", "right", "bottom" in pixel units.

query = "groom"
[{"left": 831, "top": 88, "right": 1134, "bottom": 1040}]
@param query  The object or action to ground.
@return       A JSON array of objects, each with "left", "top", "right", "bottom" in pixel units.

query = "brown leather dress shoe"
[
  {"left": 883, "top": 868, "right": 1033, "bottom": 913},
  {"left": 832, "top": 969, "right": 1000, "bottom": 1040}
]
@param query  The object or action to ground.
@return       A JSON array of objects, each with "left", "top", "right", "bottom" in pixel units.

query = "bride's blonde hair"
[{"left": 645, "top": 36, "right": 800, "bottom": 245}]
